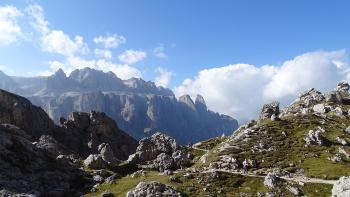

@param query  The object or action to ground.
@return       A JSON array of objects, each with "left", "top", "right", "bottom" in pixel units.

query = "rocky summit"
[{"left": 0, "top": 67, "right": 238, "bottom": 144}]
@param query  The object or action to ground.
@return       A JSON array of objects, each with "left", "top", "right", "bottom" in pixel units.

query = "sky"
[{"left": 1, "top": 0, "right": 350, "bottom": 123}]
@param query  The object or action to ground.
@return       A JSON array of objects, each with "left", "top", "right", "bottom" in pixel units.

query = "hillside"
[{"left": 87, "top": 82, "right": 350, "bottom": 196}]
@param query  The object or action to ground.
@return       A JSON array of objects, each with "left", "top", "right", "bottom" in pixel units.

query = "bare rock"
[
  {"left": 84, "top": 154, "right": 107, "bottom": 169},
  {"left": 259, "top": 102, "right": 280, "bottom": 120},
  {"left": 332, "top": 176, "right": 350, "bottom": 197},
  {"left": 264, "top": 173, "right": 278, "bottom": 189},
  {"left": 126, "top": 181, "right": 181, "bottom": 197},
  {"left": 336, "top": 82, "right": 350, "bottom": 92}
]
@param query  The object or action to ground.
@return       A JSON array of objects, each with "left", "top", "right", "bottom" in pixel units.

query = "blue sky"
[{"left": 1, "top": 1, "right": 350, "bottom": 122}]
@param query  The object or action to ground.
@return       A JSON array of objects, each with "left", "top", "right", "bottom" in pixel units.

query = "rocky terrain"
[
  {"left": 0, "top": 68, "right": 238, "bottom": 144},
  {"left": 0, "top": 89, "right": 137, "bottom": 196},
  {"left": 86, "top": 82, "right": 350, "bottom": 197}
]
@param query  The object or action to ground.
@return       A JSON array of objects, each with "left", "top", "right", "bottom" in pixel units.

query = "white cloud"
[
  {"left": 0, "top": 5, "right": 23, "bottom": 45},
  {"left": 175, "top": 50, "right": 350, "bottom": 123},
  {"left": 41, "top": 30, "right": 89, "bottom": 57},
  {"left": 153, "top": 44, "right": 167, "bottom": 58},
  {"left": 118, "top": 49, "right": 147, "bottom": 64},
  {"left": 96, "top": 59, "right": 142, "bottom": 79},
  {"left": 154, "top": 67, "right": 174, "bottom": 87},
  {"left": 93, "top": 34, "right": 126, "bottom": 48},
  {"left": 94, "top": 48, "right": 112, "bottom": 59},
  {"left": 25, "top": 4, "right": 49, "bottom": 34},
  {"left": 26, "top": 4, "right": 89, "bottom": 57}
]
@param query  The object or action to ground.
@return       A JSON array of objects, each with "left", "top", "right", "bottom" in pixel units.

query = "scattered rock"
[
  {"left": 344, "top": 126, "right": 350, "bottom": 134},
  {"left": 332, "top": 176, "right": 350, "bottom": 197},
  {"left": 305, "top": 127, "right": 325, "bottom": 146},
  {"left": 105, "top": 174, "right": 118, "bottom": 184},
  {"left": 126, "top": 181, "right": 181, "bottom": 197},
  {"left": 337, "top": 137, "right": 348, "bottom": 146}
]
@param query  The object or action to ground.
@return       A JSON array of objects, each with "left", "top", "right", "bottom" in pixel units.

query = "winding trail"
[{"left": 190, "top": 144, "right": 336, "bottom": 185}]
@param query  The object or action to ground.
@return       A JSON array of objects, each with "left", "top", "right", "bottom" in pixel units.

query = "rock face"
[
  {"left": 0, "top": 124, "right": 88, "bottom": 196},
  {"left": 128, "top": 132, "right": 191, "bottom": 171},
  {"left": 0, "top": 68, "right": 238, "bottom": 144},
  {"left": 332, "top": 176, "right": 350, "bottom": 197},
  {"left": 0, "top": 89, "right": 55, "bottom": 139},
  {"left": 126, "top": 181, "right": 182, "bottom": 197},
  {"left": 57, "top": 111, "right": 138, "bottom": 160}
]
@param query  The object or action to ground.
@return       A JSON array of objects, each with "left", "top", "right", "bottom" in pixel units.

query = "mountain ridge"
[{"left": 0, "top": 68, "right": 238, "bottom": 143}]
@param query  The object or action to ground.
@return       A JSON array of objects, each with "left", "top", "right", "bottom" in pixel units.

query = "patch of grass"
[{"left": 302, "top": 183, "right": 332, "bottom": 197}]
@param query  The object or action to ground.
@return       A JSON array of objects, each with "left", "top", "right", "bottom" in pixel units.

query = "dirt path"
[{"left": 191, "top": 145, "right": 336, "bottom": 185}]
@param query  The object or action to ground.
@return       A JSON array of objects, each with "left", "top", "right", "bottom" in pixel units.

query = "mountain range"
[{"left": 0, "top": 68, "right": 238, "bottom": 143}]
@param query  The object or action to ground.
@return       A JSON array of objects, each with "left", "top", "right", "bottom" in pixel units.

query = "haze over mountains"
[{"left": 0, "top": 68, "right": 238, "bottom": 143}]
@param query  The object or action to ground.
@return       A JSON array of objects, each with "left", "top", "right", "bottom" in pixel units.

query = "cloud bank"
[{"left": 175, "top": 50, "right": 350, "bottom": 123}]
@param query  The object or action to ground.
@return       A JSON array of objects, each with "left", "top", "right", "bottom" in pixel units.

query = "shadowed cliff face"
[{"left": 0, "top": 68, "right": 238, "bottom": 144}]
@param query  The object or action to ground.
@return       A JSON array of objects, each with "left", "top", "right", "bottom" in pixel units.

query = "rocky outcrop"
[
  {"left": 332, "top": 176, "right": 350, "bottom": 197},
  {"left": 0, "top": 89, "right": 55, "bottom": 139},
  {"left": 0, "top": 124, "right": 88, "bottom": 196},
  {"left": 259, "top": 101, "right": 280, "bottom": 120},
  {"left": 264, "top": 173, "right": 278, "bottom": 190},
  {"left": 0, "top": 68, "right": 238, "bottom": 144},
  {"left": 126, "top": 181, "right": 181, "bottom": 197},
  {"left": 337, "top": 82, "right": 350, "bottom": 92},
  {"left": 305, "top": 127, "right": 325, "bottom": 146},
  {"left": 57, "top": 111, "right": 138, "bottom": 160},
  {"left": 128, "top": 132, "right": 191, "bottom": 171}
]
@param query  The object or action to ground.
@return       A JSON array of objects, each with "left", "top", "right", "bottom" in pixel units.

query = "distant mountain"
[{"left": 0, "top": 68, "right": 238, "bottom": 143}]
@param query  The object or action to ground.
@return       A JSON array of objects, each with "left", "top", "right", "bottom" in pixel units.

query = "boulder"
[
  {"left": 336, "top": 82, "right": 350, "bottom": 92},
  {"left": 98, "top": 143, "right": 118, "bottom": 164},
  {"left": 126, "top": 181, "right": 181, "bottom": 197},
  {"left": 84, "top": 154, "right": 107, "bottom": 169},
  {"left": 313, "top": 104, "right": 331, "bottom": 114},
  {"left": 128, "top": 132, "right": 191, "bottom": 171},
  {"left": 332, "top": 176, "right": 350, "bottom": 197},
  {"left": 305, "top": 127, "right": 325, "bottom": 146},
  {"left": 259, "top": 102, "right": 280, "bottom": 120},
  {"left": 264, "top": 173, "right": 278, "bottom": 189}
]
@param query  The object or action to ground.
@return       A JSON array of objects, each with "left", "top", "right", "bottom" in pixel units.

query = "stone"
[
  {"left": 105, "top": 175, "right": 118, "bottom": 184},
  {"left": 336, "top": 82, "right": 350, "bottom": 92},
  {"left": 259, "top": 102, "right": 280, "bottom": 120},
  {"left": 332, "top": 176, "right": 350, "bottom": 197},
  {"left": 84, "top": 154, "right": 107, "bottom": 169},
  {"left": 98, "top": 143, "right": 118, "bottom": 164},
  {"left": 313, "top": 104, "right": 331, "bottom": 114},
  {"left": 337, "top": 137, "right": 348, "bottom": 146},
  {"left": 287, "top": 186, "right": 301, "bottom": 196},
  {"left": 305, "top": 127, "right": 325, "bottom": 146},
  {"left": 93, "top": 175, "right": 104, "bottom": 183},
  {"left": 325, "top": 91, "right": 343, "bottom": 104},
  {"left": 264, "top": 173, "right": 278, "bottom": 189},
  {"left": 344, "top": 126, "right": 350, "bottom": 134},
  {"left": 101, "top": 191, "right": 114, "bottom": 197},
  {"left": 126, "top": 181, "right": 181, "bottom": 197}
]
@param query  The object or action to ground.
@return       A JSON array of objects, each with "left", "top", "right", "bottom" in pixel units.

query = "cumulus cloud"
[
  {"left": 154, "top": 67, "right": 174, "bottom": 87},
  {"left": 118, "top": 49, "right": 147, "bottom": 64},
  {"left": 26, "top": 4, "right": 89, "bottom": 57},
  {"left": 153, "top": 44, "right": 167, "bottom": 58},
  {"left": 94, "top": 48, "right": 112, "bottom": 59},
  {"left": 24, "top": 4, "right": 142, "bottom": 80},
  {"left": 0, "top": 5, "right": 23, "bottom": 45},
  {"left": 93, "top": 34, "right": 126, "bottom": 48},
  {"left": 175, "top": 50, "right": 350, "bottom": 123}
]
